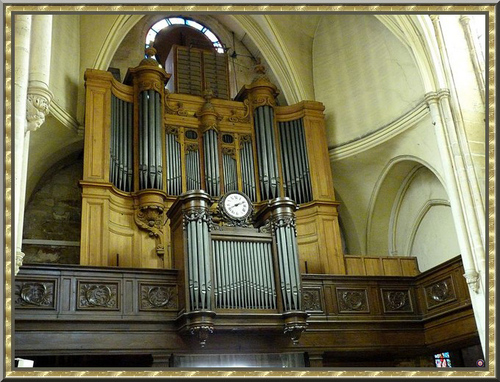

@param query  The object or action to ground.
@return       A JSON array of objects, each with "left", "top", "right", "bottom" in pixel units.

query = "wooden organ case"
[{"left": 81, "top": 46, "right": 345, "bottom": 345}]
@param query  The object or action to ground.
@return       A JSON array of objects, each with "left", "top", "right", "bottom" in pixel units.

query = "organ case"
[{"left": 81, "top": 47, "right": 345, "bottom": 275}]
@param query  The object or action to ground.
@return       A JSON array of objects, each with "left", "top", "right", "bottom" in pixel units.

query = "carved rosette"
[
  {"left": 425, "top": 278, "right": 456, "bottom": 309},
  {"left": 78, "top": 282, "right": 118, "bottom": 309},
  {"left": 140, "top": 284, "right": 178, "bottom": 310},
  {"left": 26, "top": 87, "right": 52, "bottom": 132},
  {"left": 337, "top": 289, "right": 369, "bottom": 313},
  {"left": 382, "top": 290, "right": 413, "bottom": 313},
  {"left": 15, "top": 280, "right": 55, "bottom": 309}
]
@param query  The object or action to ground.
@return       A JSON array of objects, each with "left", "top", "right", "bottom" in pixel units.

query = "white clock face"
[{"left": 223, "top": 192, "right": 250, "bottom": 219}]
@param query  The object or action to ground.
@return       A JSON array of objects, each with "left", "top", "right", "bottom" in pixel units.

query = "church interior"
[{"left": 11, "top": 8, "right": 490, "bottom": 370}]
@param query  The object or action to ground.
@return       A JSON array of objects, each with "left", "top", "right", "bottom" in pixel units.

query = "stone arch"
[{"left": 365, "top": 155, "right": 447, "bottom": 257}]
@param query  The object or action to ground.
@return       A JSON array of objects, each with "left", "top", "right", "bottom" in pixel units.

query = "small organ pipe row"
[
  {"left": 110, "top": 94, "right": 133, "bottom": 192},
  {"left": 212, "top": 239, "right": 276, "bottom": 310},
  {"left": 203, "top": 129, "right": 221, "bottom": 196},
  {"left": 278, "top": 118, "right": 312, "bottom": 204},
  {"left": 240, "top": 137, "right": 257, "bottom": 202},
  {"left": 253, "top": 106, "right": 280, "bottom": 200},
  {"left": 185, "top": 147, "right": 202, "bottom": 191},
  {"left": 222, "top": 152, "right": 238, "bottom": 193},
  {"left": 138, "top": 90, "right": 163, "bottom": 190},
  {"left": 165, "top": 131, "right": 182, "bottom": 195}
]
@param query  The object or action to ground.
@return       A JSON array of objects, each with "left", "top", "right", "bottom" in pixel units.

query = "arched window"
[{"left": 145, "top": 16, "right": 225, "bottom": 67}]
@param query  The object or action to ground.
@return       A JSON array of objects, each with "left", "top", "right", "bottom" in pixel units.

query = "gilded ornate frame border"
[{"left": 2, "top": 2, "right": 496, "bottom": 379}]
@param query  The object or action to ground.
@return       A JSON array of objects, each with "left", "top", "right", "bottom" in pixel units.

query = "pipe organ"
[{"left": 81, "top": 45, "right": 345, "bottom": 278}]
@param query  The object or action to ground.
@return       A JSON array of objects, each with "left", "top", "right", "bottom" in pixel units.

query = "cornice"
[{"left": 329, "top": 100, "right": 429, "bottom": 162}]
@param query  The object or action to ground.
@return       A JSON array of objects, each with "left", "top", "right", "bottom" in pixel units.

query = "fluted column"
[
  {"left": 13, "top": 15, "right": 32, "bottom": 275},
  {"left": 425, "top": 91, "right": 486, "bottom": 355}
]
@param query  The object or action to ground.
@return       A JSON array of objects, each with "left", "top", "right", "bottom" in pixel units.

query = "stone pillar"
[
  {"left": 13, "top": 15, "right": 32, "bottom": 275},
  {"left": 425, "top": 91, "right": 486, "bottom": 356},
  {"left": 14, "top": 15, "right": 53, "bottom": 276},
  {"left": 430, "top": 15, "right": 486, "bottom": 243}
]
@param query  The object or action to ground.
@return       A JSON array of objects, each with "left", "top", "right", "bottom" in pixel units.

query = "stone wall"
[{"left": 22, "top": 157, "right": 83, "bottom": 264}]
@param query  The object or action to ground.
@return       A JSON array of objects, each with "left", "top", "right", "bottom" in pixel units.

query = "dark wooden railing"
[{"left": 14, "top": 255, "right": 478, "bottom": 361}]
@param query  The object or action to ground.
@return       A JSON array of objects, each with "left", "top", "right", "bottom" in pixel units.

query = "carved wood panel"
[
  {"left": 336, "top": 288, "right": 369, "bottom": 313},
  {"left": 15, "top": 279, "right": 57, "bottom": 309},
  {"left": 139, "top": 283, "right": 178, "bottom": 311},
  {"left": 77, "top": 280, "right": 120, "bottom": 310},
  {"left": 424, "top": 276, "right": 457, "bottom": 309},
  {"left": 380, "top": 288, "right": 414, "bottom": 313}
]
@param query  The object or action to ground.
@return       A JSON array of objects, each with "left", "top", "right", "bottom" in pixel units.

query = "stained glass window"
[
  {"left": 434, "top": 352, "right": 452, "bottom": 367},
  {"left": 145, "top": 17, "right": 225, "bottom": 55}
]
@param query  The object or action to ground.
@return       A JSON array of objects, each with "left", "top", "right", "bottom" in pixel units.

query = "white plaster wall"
[
  {"left": 410, "top": 205, "right": 460, "bottom": 271},
  {"left": 331, "top": 113, "right": 445, "bottom": 256},
  {"left": 393, "top": 166, "right": 459, "bottom": 271},
  {"left": 313, "top": 15, "right": 425, "bottom": 148},
  {"left": 49, "top": 15, "right": 81, "bottom": 118}
]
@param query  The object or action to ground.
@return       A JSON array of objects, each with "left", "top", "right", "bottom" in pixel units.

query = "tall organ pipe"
[
  {"left": 138, "top": 90, "right": 163, "bottom": 190},
  {"left": 240, "top": 139, "right": 256, "bottom": 201},
  {"left": 278, "top": 118, "right": 312, "bottom": 204},
  {"left": 254, "top": 106, "right": 279, "bottom": 200},
  {"left": 203, "top": 129, "right": 220, "bottom": 196},
  {"left": 110, "top": 94, "right": 133, "bottom": 192}
]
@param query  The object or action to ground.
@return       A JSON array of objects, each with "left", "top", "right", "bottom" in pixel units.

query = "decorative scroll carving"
[
  {"left": 284, "top": 323, "right": 308, "bottom": 345},
  {"left": 15, "top": 281, "right": 55, "bottom": 308},
  {"left": 258, "top": 219, "right": 272, "bottom": 234},
  {"left": 382, "top": 290, "right": 413, "bottom": 312},
  {"left": 78, "top": 283, "right": 118, "bottom": 309},
  {"left": 425, "top": 278, "right": 456, "bottom": 309},
  {"left": 303, "top": 289, "right": 322, "bottom": 312},
  {"left": 134, "top": 191, "right": 168, "bottom": 259},
  {"left": 222, "top": 146, "right": 235, "bottom": 157},
  {"left": 183, "top": 208, "right": 214, "bottom": 232},
  {"left": 166, "top": 125, "right": 180, "bottom": 136},
  {"left": 228, "top": 99, "right": 250, "bottom": 123},
  {"left": 272, "top": 216, "right": 297, "bottom": 236},
  {"left": 185, "top": 142, "right": 199, "bottom": 152},
  {"left": 140, "top": 284, "right": 177, "bottom": 310},
  {"left": 164, "top": 90, "right": 189, "bottom": 116},
  {"left": 337, "top": 289, "right": 369, "bottom": 313},
  {"left": 137, "top": 79, "right": 163, "bottom": 93},
  {"left": 190, "top": 325, "right": 214, "bottom": 348}
]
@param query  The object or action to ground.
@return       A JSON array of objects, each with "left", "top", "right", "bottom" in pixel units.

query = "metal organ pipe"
[
  {"left": 138, "top": 90, "right": 163, "bottom": 190},
  {"left": 278, "top": 118, "right": 312, "bottom": 204},
  {"left": 110, "top": 94, "right": 133, "bottom": 192},
  {"left": 254, "top": 106, "right": 280, "bottom": 200}
]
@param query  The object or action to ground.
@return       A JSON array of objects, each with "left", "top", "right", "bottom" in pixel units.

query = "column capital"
[
  {"left": 464, "top": 270, "right": 480, "bottom": 293},
  {"left": 15, "top": 251, "right": 25, "bottom": 275},
  {"left": 26, "top": 86, "right": 53, "bottom": 132}
]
